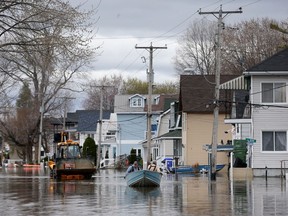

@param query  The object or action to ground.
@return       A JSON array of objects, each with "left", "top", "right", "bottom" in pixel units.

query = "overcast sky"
[
  {"left": 73, "top": 0, "right": 287, "bottom": 84},
  {"left": 68, "top": 0, "right": 288, "bottom": 109}
]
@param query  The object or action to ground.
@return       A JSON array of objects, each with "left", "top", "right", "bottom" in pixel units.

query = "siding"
[
  {"left": 252, "top": 76, "right": 288, "bottom": 168},
  {"left": 183, "top": 113, "right": 232, "bottom": 166}
]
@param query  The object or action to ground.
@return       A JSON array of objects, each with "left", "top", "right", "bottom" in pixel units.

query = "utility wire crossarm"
[
  {"left": 135, "top": 42, "right": 167, "bottom": 169},
  {"left": 199, "top": 5, "right": 242, "bottom": 181}
]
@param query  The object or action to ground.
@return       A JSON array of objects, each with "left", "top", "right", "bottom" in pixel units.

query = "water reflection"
[
  {"left": 1, "top": 168, "right": 288, "bottom": 215},
  {"left": 125, "top": 186, "right": 161, "bottom": 198},
  {"left": 1, "top": 166, "right": 47, "bottom": 176},
  {"left": 49, "top": 180, "right": 96, "bottom": 195}
]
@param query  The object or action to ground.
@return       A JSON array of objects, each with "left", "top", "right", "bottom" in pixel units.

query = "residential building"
[
  {"left": 222, "top": 48, "right": 288, "bottom": 176},
  {"left": 50, "top": 109, "right": 111, "bottom": 155},
  {"left": 153, "top": 101, "right": 182, "bottom": 169},
  {"left": 114, "top": 94, "right": 178, "bottom": 165},
  {"left": 179, "top": 75, "right": 238, "bottom": 167}
]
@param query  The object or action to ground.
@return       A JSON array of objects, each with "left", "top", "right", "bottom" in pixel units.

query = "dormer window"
[
  {"left": 129, "top": 95, "right": 145, "bottom": 107},
  {"left": 154, "top": 95, "right": 160, "bottom": 105}
]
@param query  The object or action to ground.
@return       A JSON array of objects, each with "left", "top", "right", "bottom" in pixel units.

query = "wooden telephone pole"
[
  {"left": 135, "top": 42, "right": 167, "bottom": 168},
  {"left": 199, "top": 5, "right": 242, "bottom": 180},
  {"left": 92, "top": 85, "right": 113, "bottom": 169}
]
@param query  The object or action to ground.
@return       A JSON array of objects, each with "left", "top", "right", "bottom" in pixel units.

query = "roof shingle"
[
  {"left": 180, "top": 75, "right": 237, "bottom": 113},
  {"left": 246, "top": 48, "right": 288, "bottom": 72}
]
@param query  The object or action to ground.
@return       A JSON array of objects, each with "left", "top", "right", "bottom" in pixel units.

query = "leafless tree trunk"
[{"left": 0, "top": 0, "right": 98, "bottom": 163}]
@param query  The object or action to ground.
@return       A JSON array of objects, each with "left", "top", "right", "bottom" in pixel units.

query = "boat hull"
[
  {"left": 171, "top": 164, "right": 225, "bottom": 174},
  {"left": 126, "top": 170, "right": 162, "bottom": 187}
]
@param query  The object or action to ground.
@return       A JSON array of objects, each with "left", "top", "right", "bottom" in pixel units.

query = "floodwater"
[{"left": 0, "top": 167, "right": 288, "bottom": 216}]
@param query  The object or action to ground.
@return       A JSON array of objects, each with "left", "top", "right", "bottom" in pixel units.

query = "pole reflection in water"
[{"left": 1, "top": 168, "right": 288, "bottom": 215}]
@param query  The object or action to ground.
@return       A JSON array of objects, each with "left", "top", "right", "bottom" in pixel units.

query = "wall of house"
[
  {"left": 157, "top": 111, "right": 170, "bottom": 136},
  {"left": 182, "top": 113, "right": 232, "bottom": 166},
  {"left": 251, "top": 76, "right": 288, "bottom": 171},
  {"left": 155, "top": 110, "right": 175, "bottom": 161},
  {"left": 156, "top": 140, "right": 174, "bottom": 159},
  {"left": 116, "top": 113, "right": 159, "bottom": 158}
]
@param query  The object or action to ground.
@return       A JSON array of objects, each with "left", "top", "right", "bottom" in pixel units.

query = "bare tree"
[
  {"left": 222, "top": 18, "right": 287, "bottom": 74},
  {"left": 84, "top": 76, "right": 179, "bottom": 111},
  {"left": 84, "top": 75, "right": 123, "bottom": 111},
  {"left": 174, "top": 19, "right": 217, "bottom": 75},
  {"left": 0, "top": 0, "right": 98, "bottom": 163},
  {"left": 270, "top": 20, "right": 288, "bottom": 46},
  {"left": 174, "top": 18, "right": 288, "bottom": 75}
]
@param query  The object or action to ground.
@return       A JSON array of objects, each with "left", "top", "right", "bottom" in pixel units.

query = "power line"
[
  {"left": 135, "top": 42, "right": 167, "bottom": 168},
  {"left": 199, "top": 5, "right": 242, "bottom": 181}
]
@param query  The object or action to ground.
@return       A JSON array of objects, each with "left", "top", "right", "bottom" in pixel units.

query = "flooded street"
[{"left": 0, "top": 167, "right": 288, "bottom": 216}]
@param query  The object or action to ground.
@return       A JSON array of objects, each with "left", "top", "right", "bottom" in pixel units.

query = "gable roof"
[
  {"left": 156, "top": 129, "right": 182, "bottom": 140},
  {"left": 180, "top": 75, "right": 238, "bottom": 113},
  {"left": 114, "top": 94, "right": 177, "bottom": 113},
  {"left": 50, "top": 110, "right": 112, "bottom": 132},
  {"left": 114, "top": 94, "right": 159, "bottom": 113},
  {"left": 244, "top": 48, "right": 288, "bottom": 74},
  {"left": 75, "top": 110, "right": 111, "bottom": 132},
  {"left": 144, "top": 94, "right": 178, "bottom": 112},
  {"left": 128, "top": 94, "right": 146, "bottom": 100}
]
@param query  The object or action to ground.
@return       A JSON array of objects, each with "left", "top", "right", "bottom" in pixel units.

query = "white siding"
[{"left": 252, "top": 76, "right": 288, "bottom": 169}]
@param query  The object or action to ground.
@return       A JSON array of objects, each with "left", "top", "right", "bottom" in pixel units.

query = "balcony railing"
[{"left": 225, "top": 102, "right": 251, "bottom": 120}]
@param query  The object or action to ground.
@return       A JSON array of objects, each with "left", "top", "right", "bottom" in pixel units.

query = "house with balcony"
[{"left": 221, "top": 48, "right": 288, "bottom": 177}]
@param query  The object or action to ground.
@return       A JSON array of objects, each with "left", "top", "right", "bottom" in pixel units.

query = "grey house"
[{"left": 222, "top": 48, "right": 288, "bottom": 177}]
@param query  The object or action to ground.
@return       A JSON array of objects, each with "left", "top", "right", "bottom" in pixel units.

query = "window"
[
  {"left": 137, "top": 149, "right": 141, "bottom": 157},
  {"left": 262, "top": 83, "right": 286, "bottom": 103},
  {"left": 130, "top": 97, "right": 143, "bottom": 107},
  {"left": 262, "top": 131, "right": 287, "bottom": 151},
  {"left": 173, "top": 139, "right": 182, "bottom": 156}
]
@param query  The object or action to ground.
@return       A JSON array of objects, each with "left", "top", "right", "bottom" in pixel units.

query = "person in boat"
[
  {"left": 148, "top": 161, "right": 162, "bottom": 174},
  {"left": 125, "top": 161, "right": 140, "bottom": 176}
]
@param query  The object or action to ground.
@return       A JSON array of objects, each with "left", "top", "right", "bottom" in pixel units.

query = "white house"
[{"left": 222, "top": 48, "right": 288, "bottom": 177}]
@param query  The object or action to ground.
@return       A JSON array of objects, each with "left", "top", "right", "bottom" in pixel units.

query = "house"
[
  {"left": 95, "top": 113, "right": 118, "bottom": 167},
  {"left": 222, "top": 48, "right": 288, "bottom": 177},
  {"left": 179, "top": 75, "right": 238, "bottom": 168},
  {"left": 50, "top": 109, "right": 111, "bottom": 154},
  {"left": 114, "top": 93, "right": 178, "bottom": 165},
  {"left": 153, "top": 101, "right": 182, "bottom": 169},
  {"left": 75, "top": 110, "right": 111, "bottom": 145}
]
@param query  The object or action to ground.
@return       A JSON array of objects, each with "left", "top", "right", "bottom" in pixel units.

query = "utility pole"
[
  {"left": 199, "top": 5, "right": 242, "bottom": 181},
  {"left": 135, "top": 42, "right": 167, "bottom": 169},
  {"left": 38, "top": 98, "right": 44, "bottom": 164},
  {"left": 61, "top": 97, "right": 76, "bottom": 135},
  {"left": 92, "top": 85, "right": 113, "bottom": 169},
  {"left": 96, "top": 86, "right": 104, "bottom": 169}
]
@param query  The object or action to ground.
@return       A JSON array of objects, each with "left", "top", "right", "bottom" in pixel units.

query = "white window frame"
[
  {"left": 130, "top": 97, "right": 143, "bottom": 107},
  {"left": 262, "top": 130, "right": 287, "bottom": 152},
  {"left": 261, "top": 82, "right": 286, "bottom": 103}
]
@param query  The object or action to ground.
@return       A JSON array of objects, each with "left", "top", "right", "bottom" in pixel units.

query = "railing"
[
  {"left": 280, "top": 160, "right": 288, "bottom": 178},
  {"left": 225, "top": 102, "right": 251, "bottom": 120}
]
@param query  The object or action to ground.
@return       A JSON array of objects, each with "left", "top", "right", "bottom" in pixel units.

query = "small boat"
[
  {"left": 126, "top": 170, "right": 162, "bottom": 187},
  {"left": 170, "top": 164, "right": 225, "bottom": 174},
  {"left": 48, "top": 139, "right": 96, "bottom": 180}
]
